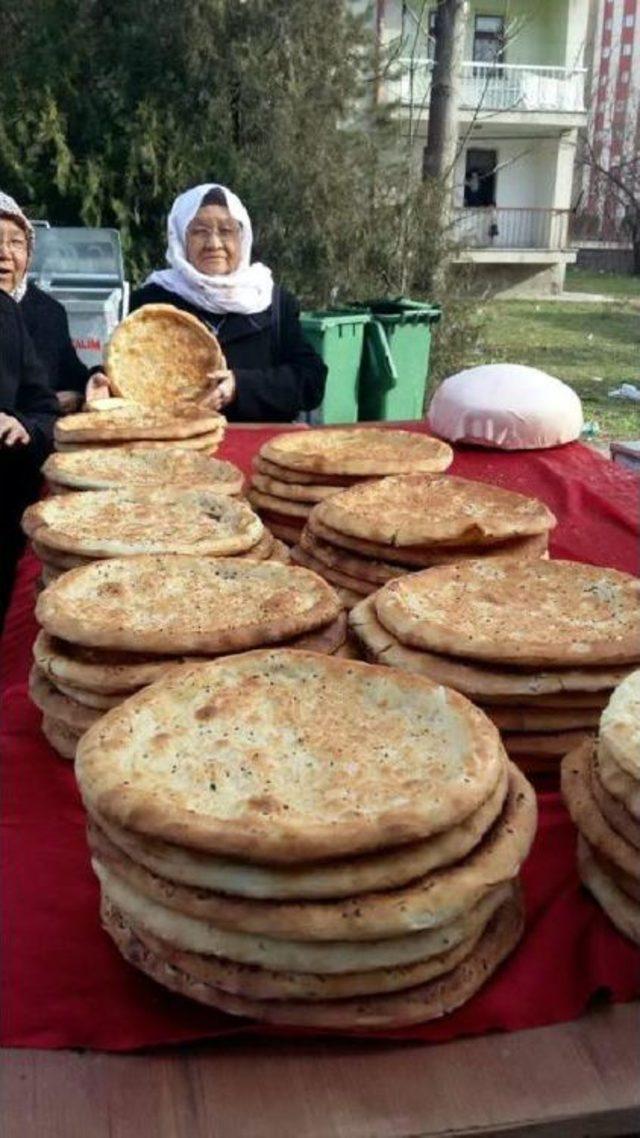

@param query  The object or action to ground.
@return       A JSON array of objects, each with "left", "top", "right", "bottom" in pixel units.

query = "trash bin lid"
[
  {"left": 360, "top": 297, "right": 441, "bottom": 324},
  {"left": 301, "top": 309, "right": 371, "bottom": 330},
  {"left": 29, "top": 227, "right": 125, "bottom": 288}
]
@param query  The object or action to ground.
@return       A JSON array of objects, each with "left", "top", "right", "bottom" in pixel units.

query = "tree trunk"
[{"left": 422, "top": 0, "right": 468, "bottom": 219}]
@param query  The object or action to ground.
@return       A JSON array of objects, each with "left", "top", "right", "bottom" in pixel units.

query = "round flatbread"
[
  {"left": 41, "top": 715, "right": 81, "bottom": 761},
  {"left": 599, "top": 670, "right": 640, "bottom": 780},
  {"left": 248, "top": 488, "right": 312, "bottom": 519},
  {"left": 561, "top": 742, "right": 640, "bottom": 880},
  {"left": 55, "top": 404, "right": 223, "bottom": 444},
  {"left": 250, "top": 473, "right": 341, "bottom": 503},
  {"left": 42, "top": 449, "right": 243, "bottom": 495},
  {"left": 484, "top": 706, "right": 601, "bottom": 733},
  {"left": 577, "top": 835, "right": 640, "bottom": 945},
  {"left": 29, "top": 665, "right": 101, "bottom": 733},
  {"left": 502, "top": 730, "right": 594, "bottom": 757},
  {"left": 33, "top": 630, "right": 189, "bottom": 694},
  {"left": 87, "top": 764, "right": 508, "bottom": 901},
  {"left": 254, "top": 454, "right": 363, "bottom": 486},
  {"left": 37, "top": 556, "right": 341, "bottom": 654},
  {"left": 101, "top": 892, "right": 523, "bottom": 1028},
  {"left": 317, "top": 475, "right": 556, "bottom": 548},
  {"left": 290, "top": 545, "right": 375, "bottom": 596},
  {"left": 52, "top": 681, "right": 130, "bottom": 710},
  {"left": 261, "top": 429, "right": 454, "bottom": 476},
  {"left": 308, "top": 513, "right": 548, "bottom": 568},
  {"left": 107, "top": 901, "right": 487, "bottom": 1001},
  {"left": 76, "top": 650, "right": 507, "bottom": 863},
  {"left": 596, "top": 740, "right": 640, "bottom": 820},
  {"left": 32, "top": 540, "right": 92, "bottom": 570},
  {"left": 23, "top": 488, "right": 263, "bottom": 558},
  {"left": 590, "top": 749, "right": 640, "bottom": 851},
  {"left": 374, "top": 561, "right": 640, "bottom": 667},
  {"left": 300, "top": 527, "right": 407, "bottom": 585},
  {"left": 349, "top": 596, "right": 629, "bottom": 700},
  {"left": 105, "top": 304, "right": 224, "bottom": 407},
  {"left": 89, "top": 789, "right": 531, "bottom": 940}
]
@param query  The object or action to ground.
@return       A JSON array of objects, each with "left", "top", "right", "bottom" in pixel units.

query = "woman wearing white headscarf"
[{"left": 88, "top": 184, "right": 326, "bottom": 421}]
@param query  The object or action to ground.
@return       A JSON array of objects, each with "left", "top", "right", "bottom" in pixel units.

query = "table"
[
  {"left": 4, "top": 1004, "right": 639, "bottom": 1137},
  {"left": 2, "top": 425, "right": 639, "bottom": 1136}
]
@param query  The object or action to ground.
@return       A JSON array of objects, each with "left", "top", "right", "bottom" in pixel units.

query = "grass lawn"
[
  {"left": 471, "top": 299, "right": 640, "bottom": 441},
  {"left": 565, "top": 266, "right": 640, "bottom": 298}
]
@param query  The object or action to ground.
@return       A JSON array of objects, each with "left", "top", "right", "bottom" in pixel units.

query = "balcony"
[
  {"left": 453, "top": 208, "right": 570, "bottom": 251},
  {"left": 397, "top": 61, "right": 586, "bottom": 115}
]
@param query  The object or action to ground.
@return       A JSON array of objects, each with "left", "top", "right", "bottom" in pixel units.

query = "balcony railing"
[
  {"left": 397, "top": 61, "right": 586, "bottom": 114},
  {"left": 453, "top": 207, "right": 571, "bottom": 250}
]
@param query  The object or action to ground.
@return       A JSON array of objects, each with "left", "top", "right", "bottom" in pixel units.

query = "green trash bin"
[
  {"left": 356, "top": 298, "right": 441, "bottom": 422},
  {"left": 300, "top": 310, "right": 371, "bottom": 424}
]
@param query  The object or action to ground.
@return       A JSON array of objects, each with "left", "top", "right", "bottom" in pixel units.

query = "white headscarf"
[
  {"left": 0, "top": 191, "right": 34, "bottom": 303},
  {"left": 145, "top": 183, "right": 273, "bottom": 316}
]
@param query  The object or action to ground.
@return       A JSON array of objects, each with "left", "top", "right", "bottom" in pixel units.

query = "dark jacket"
[
  {"left": 20, "top": 282, "right": 90, "bottom": 394},
  {"left": 0, "top": 291, "right": 58, "bottom": 452},
  {"left": 129, "top": 282, "right": 326, "bottom": 422}
]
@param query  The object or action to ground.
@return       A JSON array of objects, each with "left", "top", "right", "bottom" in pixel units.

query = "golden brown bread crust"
[
  {"left": 55, "top": 404, "right": 224, "bottom": 443},
  {"left": 375, "top": 560, "right": 640, "bottom": 667},
  {"left": 308, "top": 513, "right": 548, "bottom": 567},
  {"left": 100, "top": 893, "right": 524, "bottom": 1027},
  {"left": 42, "top": 449, "right": 243, "bottom": 495},
  {"left": 87, "top": 765, "right": 508, "bottom": 901},
  {"left": 316, "top": 475, "right": 556, "bottom": 548},
  {"left": 36, "top": 556, "right": 341, "bottom": 654},
  {"left": 106, "top": 304, "right": 224, "bottom": 407},
  {"left": 75, "top": 650, "right": 508, "bottom": 862},
  {"left": 24, "top": 487, "right": 263, "bottom": 558},
  {"left": 561, "top": 742, "right": 640, "bottom": 881},
  {"left": 86, "top": 768, "right": 532, "bottom": 941},
  {"left": 349, "top": 595, "right": 631, "bottom": 699},
  {"left": 262, "top": 429, "right": 454, "bottom": 476}
]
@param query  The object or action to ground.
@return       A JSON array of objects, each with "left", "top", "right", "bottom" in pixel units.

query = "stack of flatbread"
[
  {"left": 105, "top": 304, "right": 225, "bottom": 409},
  {"left": 75, "top": 650, "right": 537, "bottom": 1029},
  {"left": 42, "top": 448, "right": 243, "bottom": 497},
  {"left": 350, "top": 560, "right": 640, "bottom": 776},
  {"left": 23, "top": 485, "right": 288, "bottom": 588},
  {"left": 54, "top": 405, "right": 226, "bottom": 456},
  {"left": 247, "top": 429, "right": 453, "bottom": 548},
  {"left": 31, "top": 556, "right": 344, "bottom": 760},
  {"left": 293, "top": 474, "right": 555, "bottom": 610},
  {"left": 562, "top": 670, "right": 640, "bottom": 946}
]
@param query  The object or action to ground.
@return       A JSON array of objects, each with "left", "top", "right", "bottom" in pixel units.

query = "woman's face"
[
  {"left": 185, "top": 205, "right": 242, "bottom": 276},
  {"left": 0, "top": 217, "right": 29, "bottom": 294}
]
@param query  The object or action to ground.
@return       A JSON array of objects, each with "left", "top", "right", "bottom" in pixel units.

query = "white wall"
[{"left": 453, "top": 136, "right": 562, "bottom": 209}]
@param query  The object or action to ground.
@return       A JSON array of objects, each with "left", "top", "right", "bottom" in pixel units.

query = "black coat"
[
  {"left": 0, "top": 291, "right": 58, "bottom": 452},
  {"left": 129, "top": 283, "right": 326, "bottom": 422},
  {"left": 20, "top": 282, "right": 90, "bottom": 394}
]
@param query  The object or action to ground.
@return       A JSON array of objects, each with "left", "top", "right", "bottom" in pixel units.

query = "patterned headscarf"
[{"left": 0, "top": 191, "right": 34, "bottom": 302}]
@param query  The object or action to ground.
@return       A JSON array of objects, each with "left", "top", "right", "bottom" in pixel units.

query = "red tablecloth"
[{"left": 1, "top": 426, "right": 639, "bottom": 1051}]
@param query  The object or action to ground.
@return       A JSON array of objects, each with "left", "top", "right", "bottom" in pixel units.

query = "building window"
[
  {"left": 473, "top": 16, "right": 505, "bottom": 66},
  {"left": 603, "top": 46, "right": 611, "bottom": 58},
  {"left": 624, "top": 14, "right": 635, "bottom": 27},
  {"left": 621, "top": 70, "right": 630, "bottom": 82},
  {"left": 622, "top": 43, "right": 632, "bottom": 54},
  {"left": 604, "top": 17, "right": 612, "bottom": 30},
  {"left": 464, "top": 149, "right": 497, "bottom": 207}
]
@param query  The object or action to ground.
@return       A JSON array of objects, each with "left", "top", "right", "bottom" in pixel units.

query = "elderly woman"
[
  {"left": 88, "top": 184, "right": 326, "bottom": 420},
  {"left": 0, "top": 289, "right": 58, "bottom": 627},
  {"left": 0, "top": 193, "right": 91, "bottom": 413}
]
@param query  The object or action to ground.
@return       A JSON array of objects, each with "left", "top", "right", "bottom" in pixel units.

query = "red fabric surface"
[{"left": 1, "top": 425, "right": 639, "bottom": 1051}]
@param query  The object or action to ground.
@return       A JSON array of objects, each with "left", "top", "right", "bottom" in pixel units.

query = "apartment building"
[{"left": 377, "top": 0, "right": 591, "bottom": 294}]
